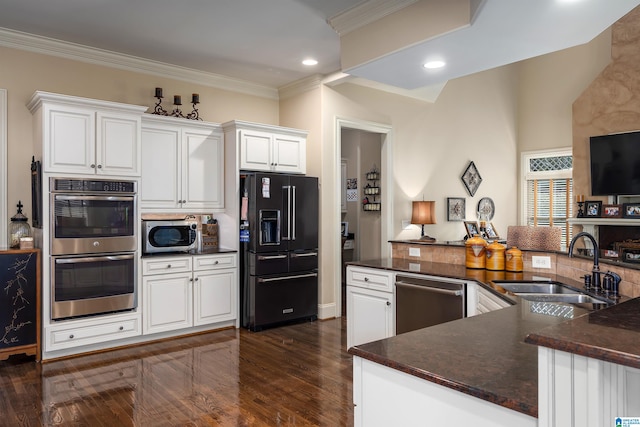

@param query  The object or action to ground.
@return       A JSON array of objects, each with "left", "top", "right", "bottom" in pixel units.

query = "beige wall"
[{"left": 0, "top": 45, "right": 279, "bottom": 221}]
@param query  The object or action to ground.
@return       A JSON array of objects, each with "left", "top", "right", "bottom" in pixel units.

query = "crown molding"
[
  {"left": 0, "top": 27, "right": 279, "bottom": 100},
  {"left": 329, "top": 0, "right": 419, "bottom": 36},
  {"left": 278, "top": 74, "right": 324, "bottom": 100}
]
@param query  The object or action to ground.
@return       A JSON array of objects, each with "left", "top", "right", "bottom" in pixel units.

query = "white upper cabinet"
[
  {"left": 140, "top": 115, "right": 224, "bottom": 211},
  {"left": 28, "top": 91, "right": 146, "bottom": 176},
  {"left": 223, "top": 120, "right": 307, "bottom": 174}
]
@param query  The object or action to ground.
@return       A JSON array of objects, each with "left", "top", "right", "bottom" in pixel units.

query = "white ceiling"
[{"left": 0, "top": 0, "right": 639, "bottom": 96}]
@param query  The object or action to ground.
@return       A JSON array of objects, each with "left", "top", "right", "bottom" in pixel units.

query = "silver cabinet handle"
[
  {"left": 364, "top": 277, "right": 369, "bottom": 282},
  {"left": 167, "top": 264, "right": 172, "bottom": 268},
  {"left": 97, "top": 164, "right": 102, "bottom": 169},
  {"left": 119, "top": 326, "right": 124, "bottom": 331},
  {"left": 386, "top": 301, "right": 391, "bottom": 306},
  {"left": 90, "top": 164, "right": 96, "bottom": 168}
]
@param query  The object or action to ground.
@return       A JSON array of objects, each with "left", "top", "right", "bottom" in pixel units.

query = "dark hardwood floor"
[{"left": 0, "top": 318, "right": 353, "bottom": 426}]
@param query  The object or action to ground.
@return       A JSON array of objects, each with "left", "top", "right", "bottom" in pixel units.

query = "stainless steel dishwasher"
[{"left": 395, "top": 274, "right": 466, "bottom": 334}]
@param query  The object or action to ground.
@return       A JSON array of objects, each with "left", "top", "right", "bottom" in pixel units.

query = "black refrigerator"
[{"left": 240, "top": 172, "right": 319, "bottom": 331}]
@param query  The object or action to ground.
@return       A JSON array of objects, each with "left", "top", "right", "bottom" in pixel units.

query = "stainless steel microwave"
[{"left": 142, "top": 219, "right": 198, "bottom": 254}]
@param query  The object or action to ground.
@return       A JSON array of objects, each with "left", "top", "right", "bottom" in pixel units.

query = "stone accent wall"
[
  {"left": 573, "top": 6, "right": 640, "bottom": 203},
  {"left": 391, "top": 242, "right": 640, "bottom": 297}
]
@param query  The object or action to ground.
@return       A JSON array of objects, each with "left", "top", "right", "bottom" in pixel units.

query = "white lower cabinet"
[
  {"left": 346, "top": 266, "right": 394, "bottom": 349},
  {"left": 538, "top": 347, "right": 640, "bottom": 427},
  {"left": 45, "top": 312, "right": 142, "bottom": 352},
  {"left": 142, "top": 253, "right": 237, "bottom": 335},
  {"left": 353, "top": 356, "right": 537, "bottom": 427}
]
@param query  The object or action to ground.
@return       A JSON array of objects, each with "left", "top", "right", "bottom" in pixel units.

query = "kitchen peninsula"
[{"left": 348, "top": 242, "right": 640, "bottom": 426}]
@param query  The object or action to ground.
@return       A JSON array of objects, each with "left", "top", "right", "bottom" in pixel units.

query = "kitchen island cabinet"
[
  {"left": 347, "top": 258, "right": 606, "bottom": 424},
  {"left": 140, "top": 115, "right": 224, "bottom": 211},
  {"left": 527, "top": 297, "right": 640, "bottom": 426},
  {"left": 346, "top": 266, "right": 394, "bottom": 348}
]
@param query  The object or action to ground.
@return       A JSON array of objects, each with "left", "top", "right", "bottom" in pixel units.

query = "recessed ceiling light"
[
  {"left": 423, "top": 60, "right": 445, "bottom": 69},
  {"left": 302, "top": 58, "right": 318, "bottom": 66}
]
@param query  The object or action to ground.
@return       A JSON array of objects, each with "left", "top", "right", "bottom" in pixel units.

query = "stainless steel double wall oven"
[{"left": 50, "top": 178, "right": 138, "bottom": 320}]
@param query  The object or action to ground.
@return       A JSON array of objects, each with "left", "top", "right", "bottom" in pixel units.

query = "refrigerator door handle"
[
  {"left": 258, "top": 272, "right": 318, "bottom": 283},
  {"left": 291, "top": 185, "right": 296, "bottom": 240},
  {"left": 283, "top": 185, "right": 292, "bottom": 241},
  {"left": 291, "top": 252, "right": 318, "bottom": 258},
  {"left": 257, "top": 254, "right": 288, "bottom": 260}
]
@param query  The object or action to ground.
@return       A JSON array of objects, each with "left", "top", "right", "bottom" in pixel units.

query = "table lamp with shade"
[{"left": 411, "top": 200, "right": 436, "bottom": 241}]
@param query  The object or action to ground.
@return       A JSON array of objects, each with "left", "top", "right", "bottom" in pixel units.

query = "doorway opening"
[{"left": 335, "top": 118, "right": 393, "bottom": 318}]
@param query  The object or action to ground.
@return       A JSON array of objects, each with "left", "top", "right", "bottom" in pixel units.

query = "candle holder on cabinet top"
[{"left": 152, "top": 87, "right": 168, "bottom": 116}]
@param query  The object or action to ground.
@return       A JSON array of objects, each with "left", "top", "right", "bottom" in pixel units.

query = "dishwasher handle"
[{"left": 395, "top": 280, "right": 463, "bottom": 297}]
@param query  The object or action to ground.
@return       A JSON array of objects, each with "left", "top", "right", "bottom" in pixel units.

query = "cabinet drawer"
[
  {"left": 47, "top": 316, "right": 141, "bottom": 351},
  {"left": 347, "top": 267, "right": 393, "bottom": 292},
  {"left": 193, "top": 253, "right": 237, "bottom": 271},
  {"left": 142, "top": 256, "right": 192, "bottom": 275}
]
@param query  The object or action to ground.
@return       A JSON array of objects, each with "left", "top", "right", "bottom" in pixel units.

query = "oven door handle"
[
  {"left": 54, "top": 195, "right": 134, "bottom": 202},
  {"left": 55, "top": 254, "right": 136, "bottom": 264}
]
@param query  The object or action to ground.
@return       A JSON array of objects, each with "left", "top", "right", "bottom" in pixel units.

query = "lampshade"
[{"left": 411, "top": 201, "right": 436, "bottom": 225}]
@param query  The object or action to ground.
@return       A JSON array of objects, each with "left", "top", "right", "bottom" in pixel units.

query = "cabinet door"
[
  {"left": 346, "top": 286, "right": 393, "bottom": 349},
  {"left": 43, "top": 104, "right": 95, "bottom": 173},
  {"left": 273, "top": 133, "right": 306, "bottom": 174},
  {"left": 140, "top": 125, "right": 181, "bottom": 209},
  {"left": 193, "top": 268, "right": 237, "bottom": 326},
  {"left": 143, "top": 272, "right": 193, "bottom": 334},
  {"left": 96, "top": 111, "right": 141, "bottom": 176},
  {"left": 182, "top": 127, "right": 224, "bottom": 209},
  {"left": 239, "top": 129, "right": 272, "bottom": 171}
]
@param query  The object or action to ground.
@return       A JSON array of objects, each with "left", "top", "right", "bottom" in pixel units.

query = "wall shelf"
[{"left": 363, "top": 166, "right": 380, "bottom": 212}]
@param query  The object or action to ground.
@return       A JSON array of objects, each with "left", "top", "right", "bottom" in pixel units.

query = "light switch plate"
[
  {"left": 531, "top": 256, "right": 551, "bottom": 269},
  {"left": 409, "top": 247, "right": 420, "bottom": 257}
]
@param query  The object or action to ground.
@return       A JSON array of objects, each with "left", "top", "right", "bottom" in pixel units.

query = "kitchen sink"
[
  {"left": 516, "top": 293, "right": 610, "bottom": 305},
  {"left": 494, "top": 281, "right": 614, "bottom": 307},
  {"left": 496, "top": 282, "right": 580, "bottom": 294}
]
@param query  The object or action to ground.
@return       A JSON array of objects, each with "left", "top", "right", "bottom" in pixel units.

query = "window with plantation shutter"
[{"left": 522, "top": 149, "right": 573, "bottom": 249}]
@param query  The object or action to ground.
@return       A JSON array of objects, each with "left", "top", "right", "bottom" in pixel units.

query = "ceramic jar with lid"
[
  {"left": 465, "top": 234, "right": 487, "bottom": 269},
  {"left": 485, "top": 241, "right": 506, "bottom": 271},
  {"left": 8, "top": 201, "right": 31, "bottom": 248},
  {"left": 505, "top": 246, "right": 523, "bottom": 272}
]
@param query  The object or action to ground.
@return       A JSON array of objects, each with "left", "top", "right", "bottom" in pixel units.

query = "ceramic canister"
[
  {"left": 465, "top": 234, "right": 487, "bottom": 269},
  {"left": 505, "top": 246, "right": 523, "bottom": 272},
  {"left": 485, "top": 241, "right": 506, "bottom": 271}
]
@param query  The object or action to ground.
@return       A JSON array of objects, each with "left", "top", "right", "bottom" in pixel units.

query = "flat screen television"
[{"left": 590, "top": 131, "right": 640, "bottom": 196}]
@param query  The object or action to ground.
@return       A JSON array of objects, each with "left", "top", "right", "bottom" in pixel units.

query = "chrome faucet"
[{"left": 568, "top": 231, "right": 601, "bottom": 291}]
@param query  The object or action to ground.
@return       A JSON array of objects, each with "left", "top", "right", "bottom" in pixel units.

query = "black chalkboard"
[{"left": 0, "top": 251, "right": 38, "bottom": 349}]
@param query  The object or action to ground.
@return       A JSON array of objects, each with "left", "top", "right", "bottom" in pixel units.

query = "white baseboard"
[{"left": 318, "top": 302, "right": 337, "bottom": 320}]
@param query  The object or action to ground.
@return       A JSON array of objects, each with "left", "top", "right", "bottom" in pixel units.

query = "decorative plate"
[
  {"left": 477, "top": 197, "right": 495, "bottom": 221},
  {"left": 461, "top": 161, "right": 482, "bottom": 197}
]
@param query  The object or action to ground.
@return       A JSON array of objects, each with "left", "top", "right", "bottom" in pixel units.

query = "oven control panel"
[{"left": 51, "top": 178, "right": 136, "bottom": 193}]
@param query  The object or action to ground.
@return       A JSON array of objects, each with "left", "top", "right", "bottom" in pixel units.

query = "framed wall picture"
[
  {"left": 464, "top": 221, "right": 480, "bottom": 238},
  {"left": 585, "top": 200, "right": 602, "bottom": 217},
  {"left": 485, "top": 222, "right": 499, "bottom": 240},
  {"left": 461, "top": 161, "right": 482, "bottom": 197},
  {"left": 623, "top": 203, "right": 640, "bottom": 218},
  {"left": 602, "top": 204, "right": 622, "bottom": 218},
  {"left": 447, "top": 197, "right": 466, "bottom": 221}
]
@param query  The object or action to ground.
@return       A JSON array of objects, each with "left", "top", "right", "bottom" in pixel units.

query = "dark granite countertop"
[
  {"left": 347, "top": 258, "right": 636, "bottom": 418},
  {"left": 141, "top": 247, "right": 237, "bottom": 258},
  {"left": 525, "top": 297, "right": 640, "bottom": 369}
]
